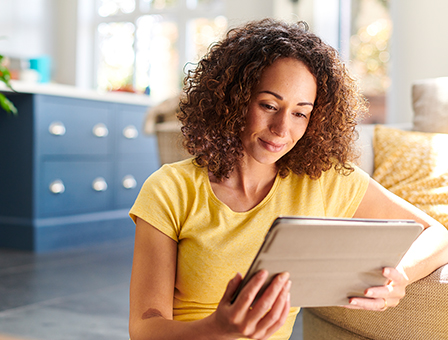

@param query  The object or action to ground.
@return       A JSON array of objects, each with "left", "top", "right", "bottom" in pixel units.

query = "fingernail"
[
  {"left": 286, "top": 280, "right": 292, "bottom": 290},
  {"left": 287, "top": 293, "right": 291, "bottom": 301},
  {"left": 258, "top": 270, "right": 268, "bottom": 279},
  {"left": 279, "top": 272, "right": 289, "bottom": 282},
  {"left": 365, "top": 290, "right": 372, "bottom": 297},
  {"left": 350, "top": 299, "right": 357, "bottom": 305},
  {"left": 384, "top": 268, "right": 390, "bottom": 275}
]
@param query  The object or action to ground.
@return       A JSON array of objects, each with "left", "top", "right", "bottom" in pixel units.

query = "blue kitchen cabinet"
[{"left": 0, "top": 92, "right": 160, "bottom": 252}]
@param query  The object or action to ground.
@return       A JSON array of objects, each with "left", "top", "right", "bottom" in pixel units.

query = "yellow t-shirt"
[{"left": 129, "top": 158, "right": 369, "bottom": 340}]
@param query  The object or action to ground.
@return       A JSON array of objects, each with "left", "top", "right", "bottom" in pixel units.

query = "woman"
[{"left": 129, "top": 19, "right": 448, "bottom": 340}]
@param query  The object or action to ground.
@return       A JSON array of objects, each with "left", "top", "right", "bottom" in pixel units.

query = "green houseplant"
[{"left": 0, "top": 54, "right": 17, "bottom": 114}]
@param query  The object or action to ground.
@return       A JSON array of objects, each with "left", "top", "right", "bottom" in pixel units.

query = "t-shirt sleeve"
[
  {"left": 318, "top": 165, "right": 370, "bottom": 218},
  {"left": 129, "top": 164, "right": 189, "bottom": 242}
]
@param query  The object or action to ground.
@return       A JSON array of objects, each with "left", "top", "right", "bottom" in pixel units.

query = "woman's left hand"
[{"left": 343, "top": 266, "right": 409, "bottom": 311}]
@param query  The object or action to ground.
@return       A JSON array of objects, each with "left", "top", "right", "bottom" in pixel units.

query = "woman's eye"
[
  {"left": 262, "top": 104, "right": 276, "bottom": 110},
  {"left": 293, "top": 112, "right": 307, "bottom": 118}
]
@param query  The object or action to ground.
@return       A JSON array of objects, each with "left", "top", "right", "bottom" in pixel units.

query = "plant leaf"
[
  {"left": 0, "top": 92, "right": 17, "bottom": 115},
  {"left": 0, "top": 65, "right": 13, "bottom": 90},
  {"left": 0, "top": 54, "right": 18, "bottom": 114},
  {"left": 0, "top": 55, "right": 14, "bottom": 89}
]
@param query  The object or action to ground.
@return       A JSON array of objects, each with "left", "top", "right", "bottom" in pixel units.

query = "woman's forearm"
[
  {"left": 130, "top": 315, "right": 229, "bottom": 340},
  {"left": 399, "top": 223, "right": 448, "bottom": 284}
]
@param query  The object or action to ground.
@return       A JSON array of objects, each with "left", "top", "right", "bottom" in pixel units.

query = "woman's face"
[{"left": 240, "top": 57, "right": 317, "bottom": 166}]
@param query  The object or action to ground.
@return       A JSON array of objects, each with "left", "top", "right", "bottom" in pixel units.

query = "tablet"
[{"left": 232, "top": 216, "right": 424, "bottom": 307}]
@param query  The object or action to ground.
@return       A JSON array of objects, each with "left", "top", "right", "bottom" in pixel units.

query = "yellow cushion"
[{"left": 373, "top": 125, "right": 448, "bottom": 229}]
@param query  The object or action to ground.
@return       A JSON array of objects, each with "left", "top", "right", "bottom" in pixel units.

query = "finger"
[
  {"left": 256, "top": 279, "right": 291, "bottom": 331},
  {"left": 344, "top": 297, "right": 382, "bottom": 310},
  {"left": 249, "top": 272, "right": 290, "bottom": 321},
  {"left": 267, "top": 290, "right": 291, "bottom": 333},
  {"left": 383, "top": 267, "right": 409, "bottom": 284},
  {"left": 232, "top": 270, "right": 269, "bottom": 311},
  {"left": 221, "top": 272, "right": 243, "bottom": 304},
  {"left": 363, "top": 267, "right": 408, "bottom": 299},
  {"left": 344, "top": 296, "right": 398, "bottom": 311},
  {"left": 364, "top": 284, "right": 394, "bottom": 298},
  {"left": 255, "top": 284, "right": 291, "bottom": 340}
]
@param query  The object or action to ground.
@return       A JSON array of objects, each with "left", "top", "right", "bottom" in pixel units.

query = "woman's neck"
[{"left": 209, "top": 160, "right": 278, "bottom": 212}]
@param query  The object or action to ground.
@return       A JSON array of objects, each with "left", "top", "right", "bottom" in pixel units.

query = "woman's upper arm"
[
  {"left": 129, "top": 217, "right": 178, "bottom": 327},
  {"left": 353, "top": 177, "right": 440, "bottom": 229}
]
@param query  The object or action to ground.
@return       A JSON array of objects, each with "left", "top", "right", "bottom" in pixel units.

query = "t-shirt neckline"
[{"left": 203, "top": 168, "right": 282, "bottom": 215}]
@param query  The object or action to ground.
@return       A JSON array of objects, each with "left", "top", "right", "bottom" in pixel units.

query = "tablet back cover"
[{"left": 239, "top": 217, "right": 423, "bottom": 307}]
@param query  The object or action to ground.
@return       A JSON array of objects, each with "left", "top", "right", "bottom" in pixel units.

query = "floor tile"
[
  {"left": 0, "top": 305, "right": 129, "bottom": 340},
  {"left": 0, "top": 239, "right": 134, "bottom": 312},
  {"left": 0, "top": 238, "right": 303, "bottom": 340},
  {"left": 0, "top": 334, "right": 38, "bottom": 340}
]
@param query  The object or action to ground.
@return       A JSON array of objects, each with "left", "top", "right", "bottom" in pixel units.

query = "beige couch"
[{"left": 303, "top": 78, "right": 448, "bottom": 339}]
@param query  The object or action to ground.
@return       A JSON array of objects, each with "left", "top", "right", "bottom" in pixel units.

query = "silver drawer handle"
[
  {"left": 49, "top": 179, "right": 65, "bottom": 194},
  {"left": 123, "top": 125, "right": 139, "bottom": 139},
  {"left": 122, "top": 175, "right": 137, "bottom": 189},
  {"left": 49, "top": 121, "right": 66, "bottom": 136},
  {"left": 92, "top": 123, "right": 109, "bottom": 137},
  {"left": 92, "top": 177, "right": 108, "bottom": 192}
]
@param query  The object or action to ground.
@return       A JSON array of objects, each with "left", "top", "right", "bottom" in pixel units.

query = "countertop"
[{"left": 0, "top": 81, "right": 156, "bottom": 106}]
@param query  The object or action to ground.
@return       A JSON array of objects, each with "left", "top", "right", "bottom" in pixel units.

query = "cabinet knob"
[
  {"left": 92, "top": 123, "right": 109, "bottom": 137},
  {"left": 122, "top": 175, "right": 137, "bottom": 189},
  {"left": 123, "top": 125, "right": 139, "bottom": 139},
  {"left": 49, "top": 179, "right": 65, "bottom": 194},
  {"left": 49, "top": 121, "right": 66, "bottom": 136},
  {"left": 92, "top": 177, "right": 108, "bottom": 192}
]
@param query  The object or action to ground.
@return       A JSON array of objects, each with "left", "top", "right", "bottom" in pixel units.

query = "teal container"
[{"left": 29, "top": 56, "right": 52, "bottom": 83}]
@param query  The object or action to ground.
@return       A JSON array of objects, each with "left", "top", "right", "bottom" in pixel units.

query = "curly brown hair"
[{"left": 178, "top": 18, "right": 368, "bottom": 180}]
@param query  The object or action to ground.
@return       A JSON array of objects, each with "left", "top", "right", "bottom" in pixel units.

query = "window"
[
  {"left": 347, "top": 0, "right": 391, "bottom": 123},
  {"left": 300, "top": 0, "right": 391, "bottom": 123},
  {"left": 94, "top": 0, "right": 227, "bottom": 102}
]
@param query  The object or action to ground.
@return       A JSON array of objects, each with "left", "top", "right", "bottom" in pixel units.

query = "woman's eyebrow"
[
  {"left": 259, "top": 90, "right": 283, "bottom": 100},
  {"left": 258, "top": 90, "right": 314, "bottom": 107}
]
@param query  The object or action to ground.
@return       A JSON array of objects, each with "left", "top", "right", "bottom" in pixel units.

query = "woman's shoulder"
[
  {"left": 314, "top": 164, "right": 370, "bottom": 200},
  {"left": 284, "top": 163, "right": 369, "bottom": 185},
  {"left": 145, "top": 158, "right": 205, "bottom": 189},
  {"left": 280, "top": 164, "right": 370, "bottom": 217}
]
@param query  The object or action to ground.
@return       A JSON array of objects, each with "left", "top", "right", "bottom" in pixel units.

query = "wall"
[
  {"left": 0, "top": 0, "right": 80, "bottom": 85},
  {"left": 388, "top": 0, "right": 448, "bottom": 123},
  {"left": 225, "top": 0, "right": 275, "bottom": 27},
  {"left": 0, "top": 0, "right": 54, "bottom": 59},
  {"left": 53, "top": 0, "right": 79, "bottom": 87}
]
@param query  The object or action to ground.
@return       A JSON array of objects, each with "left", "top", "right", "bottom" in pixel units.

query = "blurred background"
[{"left": 1, "top": 0, "right": 447, "bottom": 124}]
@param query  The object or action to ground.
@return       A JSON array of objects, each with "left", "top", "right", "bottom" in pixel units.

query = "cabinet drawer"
[
  {"left": 114, "top": 159, "right": 160, "bottom": 209},
  {"left": 36, "top": 96, "right": 111, "bottom": 156},
  {"left": 38, "top": 161, "right": 113, "bottom": 217},
  {"left": 116, "top": 105, "right": 159, "bottom": 157}
]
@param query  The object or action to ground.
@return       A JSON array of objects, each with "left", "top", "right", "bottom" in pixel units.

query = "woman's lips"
[{"left": 259, "top": 138, "right": 286, "bottom": 152}]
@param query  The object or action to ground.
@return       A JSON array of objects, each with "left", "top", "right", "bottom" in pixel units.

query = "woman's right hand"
[{"left": 211, "top": 270, "right": 291, "bottom": 340}]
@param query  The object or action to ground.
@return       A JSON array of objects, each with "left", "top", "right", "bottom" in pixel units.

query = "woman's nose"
[{"left": 269, "top": 111, "right": 289, "bottom": 137}]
